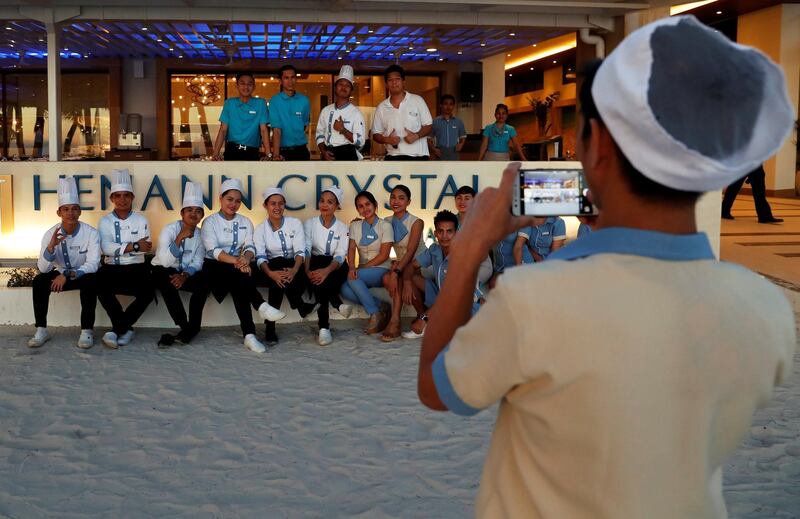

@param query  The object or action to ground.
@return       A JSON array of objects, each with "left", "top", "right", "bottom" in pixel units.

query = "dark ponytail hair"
[{"left": 355, "top": 190, "right": 378, "bottom": 208}]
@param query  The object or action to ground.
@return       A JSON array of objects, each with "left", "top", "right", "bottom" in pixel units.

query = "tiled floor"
[{"left": 720, "top": 193, "right": 800, "bottom": 290}]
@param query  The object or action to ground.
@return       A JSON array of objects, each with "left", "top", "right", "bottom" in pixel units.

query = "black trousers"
[
  {"left": 97, "top": 263, "right": 155, "bottom": 335},
  {"left": 32, "top": 271, "right": 97, "bottom": 329},
  {"left": 203, "top": 258, "right": 264, "bottom": 336},
  {"left": 722, "top": 165, "right": 775, "bottom": 220},
  {"left": 329, "top": 144, "right": 359, "bottom": 161},
  {"left": 151, "top": 266, "right": 209, "bottom": 334},
  {"left": 307, "top": 256, "right": 348, "bottom": 329},
  {"left": 253, "top": 257, "right": 310, "bottom": 328},
  {"left": 224, "top": 141, "right": 260, "bottom": 161},
  {"left": 385, "top": 154, "right": 428, "bottom": 161},
  {"left": 280, "top": 145, "right": 310, "bottom": 161}
]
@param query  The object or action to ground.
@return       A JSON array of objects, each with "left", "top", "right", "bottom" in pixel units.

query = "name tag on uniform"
[
  {"left": 333, "top": 236, "right": 341, "bottom": 240},
  {"left": 367, "top": 234, "right": 376, "bottom": 240},
  {"left": 131, "top": 230, "right": 139, "bottom": 235},
  {"left": 542, "top": 231, "right": 550, "bottom": 236},
  {"left": 249, "top": 110, "right": 257, "bottom": 114},
  {"left": 409, "top": 111, "right": 418, "bottom": 117},
  {"left": 295, "top": 111, "right": 302, "bottom": 116}
]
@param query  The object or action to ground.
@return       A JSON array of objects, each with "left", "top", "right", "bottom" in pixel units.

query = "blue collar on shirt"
[
  {"left": 270, "top": 217, "right": 285, "bottom": 232},
  {"left": 112, "top": 210, "right": 132, "bottom": 220},
  {"left": 548, "top": 227, "right": 715, "bottom": 262},
  {"left": 318, "top": 215, "right": 337, "bottom": 228},
  {"left": 61, "top": 222, "right": 81, "bottom": 237}
]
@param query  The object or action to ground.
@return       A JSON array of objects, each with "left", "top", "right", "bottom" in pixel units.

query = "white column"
[
  {"left": 775, "top": 4, "right": 799, "bottom": 193},
  {"left": 481, "top": 53, "right": 506, "bottom": 127},
  {"left": 46, "top": 23, "right": 61, "bottom": 161}
]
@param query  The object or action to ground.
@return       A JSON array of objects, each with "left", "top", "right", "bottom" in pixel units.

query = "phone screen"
[{"left": 517, "top": 169, "right": 597, "bottom": 216}]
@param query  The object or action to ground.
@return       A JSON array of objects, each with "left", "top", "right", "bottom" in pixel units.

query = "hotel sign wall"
[{"left": 0, "top": 161, "right": 721, "bottom": 259}]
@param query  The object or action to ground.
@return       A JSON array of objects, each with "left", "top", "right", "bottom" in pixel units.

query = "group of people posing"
[
  {"left": 212, "top": 63, "right": 528, "bottom": 162},
  {"left": 29, "top": 169, "right": 582, "bottom": 353}
]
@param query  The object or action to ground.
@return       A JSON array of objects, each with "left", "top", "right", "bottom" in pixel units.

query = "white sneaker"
[
  {"left": 117, "top": 330, "right": 135, "bottom": 346},
  {"left": 401, "top": 327, "right": 425, "bottom": 339},
  {"left": 318, "top": 328, "right": 333, "bottom": 346},
  {"left": 27, "top": 327, "right": 51, "bottom": 348},
  {"left": 77, "top": 330, "right": 94, "bottom": 349},
  {"left": 337, "top": 304, "right": 353, "bottom": 318},
  {"left": 244, "top": 333, "right": 267, "bottom": 353},
  {"left": 258, "top": 302, "right": 286, "bottom": 322},
  {"left": 102, "top": 331, "right": 119, "bottom": 349}
]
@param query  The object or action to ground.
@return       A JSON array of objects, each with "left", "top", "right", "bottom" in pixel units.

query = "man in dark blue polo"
[
  {"left": 430, "top": 94, "right": 466, "bottom": 161},
  {"left": 269, "top": 64, "right": 311, "bottom": 161},
  {"left": 212, "top": 72, "right": 270, "bottom": 161}
]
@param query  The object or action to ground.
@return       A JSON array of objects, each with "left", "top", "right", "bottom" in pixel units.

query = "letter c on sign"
[{"left": 277, "top": 174, "right": 308, "bottom": 210}]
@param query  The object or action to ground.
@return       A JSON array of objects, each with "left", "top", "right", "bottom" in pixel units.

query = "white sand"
[{"left": 0, "top": 317, "right": 798, "bottom": 518}]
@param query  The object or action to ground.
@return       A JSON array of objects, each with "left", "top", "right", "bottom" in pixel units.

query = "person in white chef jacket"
[
  {"left": 253, "top": 186, "right": 317, "bottom": 345},
  {"left": 28, "top": 177, "right": 101, "bottom": 349},
  {"left": 151, "top": 182, "right": 210, "bottom": 347},
  {"left": 96, "top": 169, "right": 155, "bottom": 349},
  {"left": 315, "top": 65, "right": 366, "bottom": 161},
  {"left": 200, "top": 178, "right": 285, "bottom": 354}
]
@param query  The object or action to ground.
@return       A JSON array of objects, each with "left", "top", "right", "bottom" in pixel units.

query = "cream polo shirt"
[
  {"left": 349, "top": 217, "right": 393, "bottom": 269},
  {"left": 433, "top": 228, "right": 796, "bottom": 519},
  {"left": 372, "top": 92, "right": 433, "bottom": 157}
]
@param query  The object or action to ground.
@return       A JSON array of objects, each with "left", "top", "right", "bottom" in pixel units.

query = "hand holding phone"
[{"left": 512, "top": 167, "right": 598, "bottom": 217}]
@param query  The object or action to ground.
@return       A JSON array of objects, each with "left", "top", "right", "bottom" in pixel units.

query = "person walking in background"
[
  {"left": 478, "top": 103, "right": 527, "bottom": 161},
  {"left": 721, "top": 164, "right": 783, "bottom": 223},
  {"left": 269, "top": 65, "right": 311, "bottom": 161}
]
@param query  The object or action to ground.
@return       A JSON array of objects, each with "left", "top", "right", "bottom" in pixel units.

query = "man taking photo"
[{"left": 418, "top": 16, "right": 796, "bottom": 518}]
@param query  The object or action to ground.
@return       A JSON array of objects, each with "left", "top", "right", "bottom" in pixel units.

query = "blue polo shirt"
[
  {"left": 519, "top": 217, "right": 567, "bottom": 259},
  {"left": 418, "top": 244, "right": 482, "bottom": 314},
  {"left": 483, "top": 123, "right": 517, "bottom": 153},
  {"left": 268, "top": 91, "right": 311, "bottom": 147},
  {"left": 432, "top": 116, "right": 466, "bottom": 159},
  {"left": 219, "top": 97, "right": 268, "bottom": 148}
]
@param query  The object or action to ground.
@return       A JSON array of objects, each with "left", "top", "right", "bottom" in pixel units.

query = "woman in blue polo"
[
  {"left": 478, "top": 103, "right": 527, "bottom": 161},
  {"left": 514, "top": 216, "right": 567, "bottom": 262}
]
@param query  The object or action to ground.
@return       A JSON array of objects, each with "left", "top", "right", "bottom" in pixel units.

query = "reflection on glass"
[
  {"left": 1, "top": 73, "right": 110, "bottom": 159},
  {"left": 170, "top": 74, "right": 225, "bottom": 159}
]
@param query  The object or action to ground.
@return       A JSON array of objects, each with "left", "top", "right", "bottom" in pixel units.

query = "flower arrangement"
[{"left": 528, "top": 92, "right": 560, "bottom": 137}]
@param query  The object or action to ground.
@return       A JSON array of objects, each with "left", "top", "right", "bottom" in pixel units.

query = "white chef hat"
[
  {"left": 110, "top": 168, "right": 134, "bottom": 195},
  {"left": 592, "top": 15, "right": 794, "bottom": 192},
  {"left": 220, "top": 178, "right": 245, "bottom": 196},
  {"left": 335, "top": 65, "right": 354, "bottom": 86},
  {"left": 181, "top": 181, "right": 204, "bottom": 210},
  {"left": 261, "top": 186, "right": 286, "bottom": 203},
  {"left": 58, "top": 176, "right": 80, "bottom": 208},
  {"left": 322, "top": 185, "right": 344, "bottom": 206}
]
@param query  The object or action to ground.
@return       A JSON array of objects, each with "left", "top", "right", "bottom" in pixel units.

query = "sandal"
[
  {"left": 380, "top": 320, "right": 402, "bottom": 342},
  {"left": 365, "top": 310, "right": 385, "bottom": 334}
]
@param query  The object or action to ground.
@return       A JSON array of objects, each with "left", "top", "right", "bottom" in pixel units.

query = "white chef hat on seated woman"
[
  {"left": 322, "top": 185, "right": 344, "bottom": 206},
  {"left": 591, "top": 15, "right": 794, "bottom": 192},
  {"left": 220, "top": 178, "right": 245, "bottom": 196},
  {"left": 261, "top": 186, "right": 286, "bottom": 203}
]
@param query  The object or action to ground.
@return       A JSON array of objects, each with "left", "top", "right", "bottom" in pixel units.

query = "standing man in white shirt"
[
  {"left": 29, "top": 177, "right": 101, "bottom": 349},
  {"left": 417, "top": 16, "right": 797, "bottom": 518},
  {"left": 372, "top": 64, "right": 433, "bottom": 161},
  {"left": 316, "top": 65, "right": 366, "bottom": 161},
  {"left": 151, "top": 182, "right": 209, "bottom": 347},
  {"left": 97, "top": 169, "right": 155, "bottom": 349}
]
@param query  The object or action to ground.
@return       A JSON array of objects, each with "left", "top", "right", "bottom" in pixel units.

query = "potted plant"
[{"left": 527, "top": 92, "right": 560, "bottom": 138}]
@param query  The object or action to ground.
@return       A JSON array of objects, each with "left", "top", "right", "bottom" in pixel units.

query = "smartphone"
[{"left": 512, "top": 168, "right": 598, "bottom": 216}]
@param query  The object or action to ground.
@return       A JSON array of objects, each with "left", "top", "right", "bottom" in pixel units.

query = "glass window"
[
  {"left": 1, "top": 72, "right": 111, "bottom": 160},
  {"left": 170, "top": 73, "right": 225, "bottom": 159}
]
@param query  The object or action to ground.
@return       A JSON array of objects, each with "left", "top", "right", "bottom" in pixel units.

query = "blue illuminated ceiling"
[{"left": 0, "top": 20, "right": 569, "bottom": 66}]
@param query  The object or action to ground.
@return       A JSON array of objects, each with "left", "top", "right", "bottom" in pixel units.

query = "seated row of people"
[{"left": 29, "top": 171, "right": 580, "bottom": 352}]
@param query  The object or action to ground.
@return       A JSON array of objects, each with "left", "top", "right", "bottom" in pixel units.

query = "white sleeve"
[
  {"left": 303, "top": 218, "right": 314, "bottom": 257},
  {"left": 78, "top": 227, "right": 101, "bottom": 275},
  {"left": 315, "top": 106, "right": 328, "bottom": 145},
  {"left": 371, "top": 104, "right": 386, "bottom": 135},
  {"left": 201, "top": 218, "right": 223, "bottom": 260},
  {"left": 154, "top": 223, "right": 179, "bottom": 268},
  {"left": 253, "top": 221, "right": 268, "bottom": 267},
  {"left": 99, "top": 216, "right": 125, "bottom": 258},
  {"left": 241, "top": 216, "right": 256, "bottom": 256},
  {"left": 418, "top": 96, "right": 433, "bottom": 126},
  {"left": 187, "top": 233, "right": 206, "bottom": 275},
  {"left": 352, "top": 108, "right": 366, "bottom": 149},
  {"left": 291, "top": 219, "right": 306, "bottom": 258},
  {"left": 477, "top": 255, "right": 493, "bottom": 284},
  {"left": 37, "top": 228, "right": 56, "bottom": 273}
]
